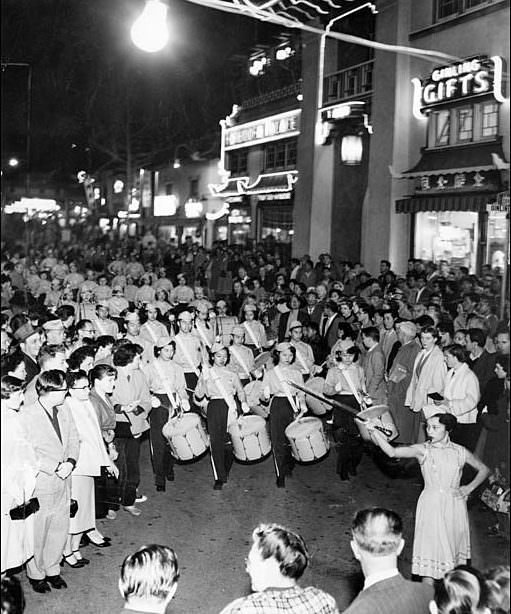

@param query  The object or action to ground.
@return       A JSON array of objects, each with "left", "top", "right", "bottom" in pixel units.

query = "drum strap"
[
  {"left": 243, "top": 322, "right": 261, "bottom": 349},
  {"left": 230, "top": 346, "right": 251, "bottom": 378},
  {"left": 274, "top": 367, "right": 299, "bottom": 415},
  {"left": 195, "top": 322, "right": 212, "bottom": 348},
  {"left": 342, "top": 369, "right": 363, "bottom": 405},
  {"left": 152, "top": 361, "right": 179, "bottom": 412},
  {"left": 175, "top": 335, "right": 200, "bottom": 377},
  {"left": 145, "top": 322, "right": 160, "bottom": 344},
  {"left": 96, "top": 319, "right": 107, "bottom": 336},
  {"left": 204, "top": 366, "right": 237, "bottom": 426},
  {"left": 294, "top": 345, "right": 310, "bottom": 374}
]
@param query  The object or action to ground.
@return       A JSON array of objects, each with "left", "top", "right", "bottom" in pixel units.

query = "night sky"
[{"left": 1, "top": 0, "right": 283, "bottom": 179}]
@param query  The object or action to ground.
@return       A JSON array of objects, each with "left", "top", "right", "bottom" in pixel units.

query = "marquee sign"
[
  {"left": 224, "top": 110, "right": 301, "bottom": 150},
  {"left": 412, "top": 56, "right": 506, "bottom": 119}
]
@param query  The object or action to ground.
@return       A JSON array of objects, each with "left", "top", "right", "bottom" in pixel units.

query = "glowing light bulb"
[
  {"left": 131, "top": 0, "right": 169, "bottom": 53},
  {"left": 8, "top": 158, "right": 19, "bottom": 167}
]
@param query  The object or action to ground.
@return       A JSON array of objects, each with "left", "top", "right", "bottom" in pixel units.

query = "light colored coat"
[
  {"left": 405, "top": 345, "right": 447, "bottom": 412},
  {"left": 443, "top": 363, "right": 480, "bottom": 424}
]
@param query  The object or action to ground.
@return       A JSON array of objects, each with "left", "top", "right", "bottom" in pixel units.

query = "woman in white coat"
[
  {"left": 61, "top": 370, "right": 118, "bottom": 568},
  {"left": 405, "top": 326, "right": 447, "bottom": 443},
  {"left": 1, "top": 376, "right": 38, "bottom": 575}
]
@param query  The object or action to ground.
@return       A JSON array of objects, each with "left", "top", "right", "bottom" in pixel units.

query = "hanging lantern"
[{"left": 341, "top": 134, "right": 363, "bottom": 165}]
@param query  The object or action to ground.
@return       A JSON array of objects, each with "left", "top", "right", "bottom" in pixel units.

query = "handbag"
[
  {"left": 70, "top": 498, "right": 79, "bottom": 518},
  {"left": 9, "top": 497, "right": 40, "bottom": 520},
  {"left": 481, "top": 471, "right": 510, "bottom": 515}
]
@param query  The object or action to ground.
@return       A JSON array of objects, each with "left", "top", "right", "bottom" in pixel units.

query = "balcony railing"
[
  {"left": 323, "top": 60, "right": 374, "bottom": 106},
  {"left": 241, "top": 82, "right": 302, "bottom": 110}
]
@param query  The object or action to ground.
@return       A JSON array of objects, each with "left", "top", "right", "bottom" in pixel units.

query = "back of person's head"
[
  {"left": 89, "top": 363, "right": 117, "bottom": 386},
  {"left": 0, "top": 375, "right": 24, "bottom": 400},
  {"left": 35, "top": 369, "right": 66, "bottom": 395},
  {"left": 361, "top": 326, "right": 380, "bottom": 343},
  {"left": 351, "top": 508, "right": 403, "bottom": 556},
  {"left": 67, "top": 345, "right": 96, "bottom": 371},
  {"left": 113, "top": 343, "right": 140, "bottom": 367},
  {"left": 484, "top": 565, "right": 510, "bottom": 614},
  {"left": 1, "top": 575, "right": 25, "bottom": 614},
  {"left": 37, "top": 343, "right": 67, "bottom": 368},
  {"left": 432, "top": 567, "right": 489, "bottom": 614},
  {"left": 252, "top": 523, "right": 309, "bottom": 580},
  {"left": 467, "top": 328, "right": 487, "bottom": 348},
  {"left": 119, "top": 544, "right": 179, "bottom": 603}
]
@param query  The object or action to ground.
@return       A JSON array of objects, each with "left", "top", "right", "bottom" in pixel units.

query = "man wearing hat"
[
  {"left": 387, "top": 321, "right": 421, "bottom": 444},
  {"left": 228, "top": 326, "right": 256, "bottom": 387},
  {"left": 15, "top": 322, "right": 43, "bottom": 384},
  {"left": 140, "top": 304, "right": 168, "bottom": 348},
  {"left": 288, "top": 321, "right": 317, "bottom": 381},
  {"left": 42, "top": 319, "right": 66, "bottom": 346},
  {"left": 214, "top": 300, "right": 239, "bottom": 346},
  {"left": 300, "top": 288, "right": 323, "bottom": 325},
  {"left": 191, "top": 301, "right": 215, "bottom": 359},
  {"left": 145, "top": 336, "right": 190, "bottom": 490},
  {"left": 173, "top": 310, "right": 203, "bottom": 406},
  {"left": 123, "top": 311, "right": 153, "bottom": 366},
  {"left": 93, "top": 303, "right": 119, "bottom": 339}
]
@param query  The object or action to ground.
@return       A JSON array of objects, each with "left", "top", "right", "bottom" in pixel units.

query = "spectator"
[
  {"left": 343, "top": 508, "right": 433, "bottom": 614},
  {"left": 484, "top": 566, "right": 510, "bottom": 614},
  {"left": 430, "top": 567, "right": 490, "bottom": 614},
  {"left": 0, "top": 575, "right": 25, "bottom": 614}
]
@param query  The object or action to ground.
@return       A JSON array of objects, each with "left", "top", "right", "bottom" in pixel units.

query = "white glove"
[
  {"left": 227, "top": 400, "right": 237, "bottom": 413},
  {"left": 263, "top": 386, "right": 271, "bottom": 401},
  {"left": 334, "top": 382, "right": 343, "bottom": 392},
  {"left": 151, "top": 395, "right": 161, "bottom": 408},
  {"left": 241, "top": 402, "right": 250, "bottom": 414},
  {"left": 181, "top": 398, "right": 190, "bottom": 412}
]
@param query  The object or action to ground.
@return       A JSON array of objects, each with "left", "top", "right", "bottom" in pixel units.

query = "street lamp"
[
  {"left": 131, "top": 0, "right": 170, "bottom": 53},
  {"left": 8, "top": 157, "right": 19, "bottom": 167}
]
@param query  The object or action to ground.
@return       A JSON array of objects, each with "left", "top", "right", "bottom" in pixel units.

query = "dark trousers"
[
  {"left": 150, "top": 396, "right": 174, "bottom": 487},
  {"left": 332, "top": 394, "right": 363, "bottom": 479},
  {"left": 113, "top": 424, "right": 141, "bottom": 508},
  {"left": 184, "top": 372, "right": 199, "bottom": 412},
  {"left": 207, "top": 399, "right": 233, "bottom": 482},
  {"left": 451, "top": 422, "right": 481, "bottom": 452},
  {"left": 269, "top": 397, "right": 295, "bottom": 478},
  {"left": 94, "top": 469, "right": 119, "bottom": 517}
]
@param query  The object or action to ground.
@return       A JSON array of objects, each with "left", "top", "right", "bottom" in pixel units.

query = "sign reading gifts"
[{"left": 412, "top": 56, "right": 506, "bottom": 118}]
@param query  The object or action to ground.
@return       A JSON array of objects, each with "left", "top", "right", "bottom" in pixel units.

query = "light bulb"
[{"left": 131, "top": 0, "right": 169, "bottom": 53}]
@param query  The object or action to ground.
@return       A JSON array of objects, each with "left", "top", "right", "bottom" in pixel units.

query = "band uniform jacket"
[{"left": 20, "top": 400, "right": 80, "bottom": 496}]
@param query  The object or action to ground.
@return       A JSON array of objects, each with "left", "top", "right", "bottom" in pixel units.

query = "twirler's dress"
[{"left": 412, "top": 441, "right": 470, "bottom": 579}]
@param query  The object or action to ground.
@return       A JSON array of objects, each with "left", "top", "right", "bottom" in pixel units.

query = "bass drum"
[
  {"left": 243, "top": 380, "right": 269, "bottom": 419},
  {"left": 303, "top": 377, "right": 329, "bottom": 416},
  {"left": 229, "top": 415, "right": 271, "bottom": 462},
  {"left": 355, "top": 405, "right": 398, "bottom": 442},
  {"left": 285, "top": 417, "right": 329, "bottom": 462},
  {"left": 162, "top": 413, "right": 209, "bottom": 461}
]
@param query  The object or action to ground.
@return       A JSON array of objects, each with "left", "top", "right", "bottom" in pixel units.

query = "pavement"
[{"left": 20, "top": 431, "right": 509, "bottom": 614}]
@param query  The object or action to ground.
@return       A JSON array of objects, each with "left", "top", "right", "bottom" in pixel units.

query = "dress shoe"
[
  {"left": 72, "top": 550, "right": 90, "bottom": 564},
  {"left": 61, "top": 554, "right": 86, "bottom": 569},
  {"left": 45, "top": 575, "right": 67, "bottom": 589},
  {"left": 135, "top": 494, "right": 148, "bottom": 503},
  {"left": 276, "top": 476, "right": 286, "bottom": 488},
  {"left": 166, "top": 470, "right": 175, "bottom": 481},
  {"left": 123, "top": 505, "right": 142, "bottom": 516},
  {"left": 81, "top": 534, "right": 111, "bottom": 548},
  {"left": 156, "top": 484, "right": 166, "bottom": 492},
  {"left": 29, "top": 579, "right": 51, "bottom": 593},
  {"left": 213, "top": 480, "right": 223, "bottom": 490}
]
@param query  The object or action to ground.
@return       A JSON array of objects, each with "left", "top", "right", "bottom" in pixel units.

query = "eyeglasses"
[
  {"left": 52, "top": 387, "right": 69, "bottom": 392},
  {"left": 71, "top": 385, "right": 90, "bottom": 390}
]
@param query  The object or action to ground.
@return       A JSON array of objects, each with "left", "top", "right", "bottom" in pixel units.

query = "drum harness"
[
  {"left": 153, "top": 361, "right": 182, "bottom": 421},
  {"left": 292, "top": 344, "right": 310, "bottom": 375},
  {"left": 203, "top": 365, "right": 239, "bottom": 427},
  {"left": 274, "top": 366, "right": 300, "bottom": 416},
  {"left": 230, "top": 345, "right": 252, "bottom": 380},
  {"left": 243, "top": 321, "right": 261, "bottom": 351},
  {"left": 174, "top": 335, "right": 201, "bottom": 378}
]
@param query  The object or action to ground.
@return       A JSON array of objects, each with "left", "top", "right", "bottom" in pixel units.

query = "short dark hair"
[
  {"left": 430, "top": 412, "right": 458, "bottom": 433},
  {"left": 467, "top": 328, "right": 486, "bottom": 348},
  {"left": 95, "top": 335, "right": 115, "bottom": 350},
  {"left": 252, "top": 523, "right": 309, "bottom": 580},
  {"left": 324, "top": 300, "right": 338, "bottom": 313},
  {"left": 420, "top": 325, "right": 440, "bottom": 342},
  {"left": 68, "top": 346, "right": 96, "bottom": 371},
  {"left": 35, "top": 369, "right": 67, "bottom": 395},
  {"left": 37, "top": 343, "right": 67, "bottom": 368},
  {"left": 444, "top": 343, "right": 469, "bottom": 364},
  {"left": 0, "top": 375, "right": 24, "bottom": 400},
  {"left": 272, "top": 345, "right": 296, "bottom": 365},
  {"left": 66, "top": 369, "right": 88, "bottom": 389},
  {"left": 361, "top": 326, "right": 380, "bottom": 343},
  {"left": 89, "top": 363, "right": 117, "bottom": 386},
  {"left": 113, "top": 343, "right": 140, "bottom": 367},
  {"left": 351, "top": 508, "right": 402, "bottom": 555}
]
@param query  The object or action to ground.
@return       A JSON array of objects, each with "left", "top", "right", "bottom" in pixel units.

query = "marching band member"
[
  {"left": 261, "top": 343, "right": 306, "bottom": 488},
  {"left": 324, "top": 345, "right": 366, "bottom": 481},
  {"left": 228, "top": 325, "right": 256, "bottom": 388},
  {"left": 145, "top": 336, "right": 190, "bottom": 491},
  {"left": 192, "top": 300, "right": 216, "bottom": 361},
  {"left": 123, "top": 311, "right": 153, "bottom": 367},
  {"left": 241, "top": 304, "right": 268, "bottom": 355},
  {"left": 42, "top": 319, "right": 66, "bottom": 346},
  {"left": 140, "top": 304, "right": 168, "bottom": 348},
  {"left": 288, "top": 321, "right": 318, "bottom": 382},
  {"left": 173, "top": 310, "right": 203, "bottom": 408},
  {"left": 77, "top": 288, "right": 96, "bottom": 322},
  {"left": 214, "top": 299, "right": 239, "bottom": 346},
  {"left": 93, "top": 303, "right": 119, "bottom": 339},
  {"left": 169, "top": 274, "right": 194, "bottom": 307},
  {"left": 194, "top": 343, "right": 249, "bottom": 490}
]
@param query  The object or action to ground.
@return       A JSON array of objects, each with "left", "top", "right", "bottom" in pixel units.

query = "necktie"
[
  {"left": 321, "top": 316, "right": 328, "bottom": 337},
  {"left": 51, "top": 408, "right": 62, "bottom": 442}
]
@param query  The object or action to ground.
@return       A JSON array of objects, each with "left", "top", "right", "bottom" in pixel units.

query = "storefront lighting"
[
  {"left": 8, "top": 158, "right": 19, "bottom": 167},
  {"left": 341, "top": 135, "right": 363, "bottom": 165},
  {"left": 113, "top": 179, "right": 124, "bottom": 194},
  {"left": 185, "top": 199, "right": 203, "bottom": 218},
  {"left": 131, "top": 0, "right": 169, "bottom": 53},
  {"left": 276, "top": 46, "right": 293, "bottom": 61},
  {"left": 154, "top": 194, "right": 177, "bottom": 216},
  {"left": 173, "top": 159, "right": 181, "bottom": 169},
  {"left": 206, "top": 203, "right": 230, "bottom": 220},
  {"left": 249, "top": 56, "right": 267, "bottom": 77}
]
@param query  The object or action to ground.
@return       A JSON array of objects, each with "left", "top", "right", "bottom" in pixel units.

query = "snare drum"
[
  {"left": 229, "top": 416, "right": 271, "bottom": 461},
  {"left": 243, "top": 380, "right": 269, "bottom": 419},
  {"left": 304, "top": 377, "right": 330, "bottom": 416},
  {"left": 355, "top": 405, "right": 398, "bottom": 442},
  {"left": 285, "top": 417, "right": 329, "bottom": 462},
  {"left": 162, "top": 413, "right": 209, "bottom": 461}
]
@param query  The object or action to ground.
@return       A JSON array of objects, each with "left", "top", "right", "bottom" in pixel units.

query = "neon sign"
[
  {"left": 412, "top": 56, "right": 506, "bottom": 119},
  {"left": 224, "top": 110, "right": 301, "bottom": 150}
]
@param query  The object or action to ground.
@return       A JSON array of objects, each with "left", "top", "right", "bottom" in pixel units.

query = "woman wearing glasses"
[{"left": 61, "top": 370, "right": 118, "bottom": 568}]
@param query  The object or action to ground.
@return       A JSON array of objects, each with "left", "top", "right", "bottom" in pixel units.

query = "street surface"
[{"left": 21, "top": 431, "right": 509, "bottom": 614}]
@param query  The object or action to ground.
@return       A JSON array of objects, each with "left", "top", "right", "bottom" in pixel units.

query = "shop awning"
[
  {"left": 209, "top": 176, "right": 249, "bottom": 197},
  {"left": 396, "top": 192, "right": 497, "bottom": 213},
  {"left": 245, "top": 171, "right": 298, "bottom": 195},
  {"left": 402, "top": 140, "right": 508, "bottom": 177}
]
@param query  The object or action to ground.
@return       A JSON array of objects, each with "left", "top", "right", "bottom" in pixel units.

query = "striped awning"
[{"left": 395, "top": 192, "right": 497, "bottom": 213}]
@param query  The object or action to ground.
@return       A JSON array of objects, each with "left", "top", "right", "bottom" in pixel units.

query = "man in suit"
[
  {"left": 343, "top": 507, "right": 433, "bottom": 614},
  {"left": 361, "top": 327, "right": 387, "bottom": 405},
  {"left": 14, "top": 323, "right": 42, "bottom": 385},
  {"left": 20, "top": 370, "right": 80, "bottom": 594},
  {"left": 319, "top": 300, "right": 341, "bottom": 351},
  {"left": 467, "top": 328, "right": 496, "bottom": 399},
  {"left": 299, "top": 288, "right": 323, "bottom": 325}
]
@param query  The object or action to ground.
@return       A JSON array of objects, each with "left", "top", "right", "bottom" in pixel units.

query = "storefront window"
[
  {"left": 486, "top": 211, "right": 507, "bottom": 270},
  {"left": 457, "top": 107, "right": 473, "bottom": 142},
  {"left": 482, "top": 102, "right": 499, "bottom": 137},
  {"left": 415, "top": 210, "right": 478, "bottom": 272},
  {"left": 434, "top": 110, "right": 450, "bottom": 146},
  {"left": 215, "top": 225, "right": 228, "bottom": 242}
]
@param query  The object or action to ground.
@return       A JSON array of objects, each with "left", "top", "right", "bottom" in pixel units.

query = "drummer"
[
  {"left": 241, "top": 304, "right": 268, "bottom": 356},
  {"left": 140, "top": 303, "right": 169, "bottom": 348},
  {"left": 261, "top": 342, "right": 307, "bottom": 488},
  {"left": 192, "top": 300, "right": 216, "bottom": 361},
  {"left": 228, "top": 325, "right": 256, "bottom": 388},
  {"left": 288, "top": 321, "right": 319, "bottom": 382},
  {"left": 194, "top": 343, "right": 250, "bottom": 490},
  {"left": 145, "top": 336, "right": 190, "bottom": 491},
  {"left": 173, "top": 310, "right": 203, "bottom": 410},
  {"left": 214, "top": 300, "right": 239, "bottom": 346},
  {"left": 323, "top": 345, "right": 366, "bottom": 481}
]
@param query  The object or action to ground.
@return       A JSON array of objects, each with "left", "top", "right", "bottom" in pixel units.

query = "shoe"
[
  {"left": 81, "top": 534, "right": 111, "bottom": 548},
  {"left": 61, "top": 554, "right": 86, "bottom": 569},
  {"left": 45, "top": 575, "right": 67, "bottom": 589},
  {"left": 166, "top": 470, "right": 175, "bottom": 482},
  {"left": 276, "top": 476, "right": 286, "bottom": 488},
  {"left": 29, "top": 579, "right": 51, "bottom": 593},
  {"left": 213, "top": 480, "right": 223, "bottom": 490},
  {"left": 72, "top": 551, "right": 90, "bottom": 565},
  {"left": 106, "top": 509, "right": 117, "bottom": 520},
  {"left": 135, "top": 494, "right": 148, "bottom": 503},
  {"left": 123, "top": 505, "right": 142, "bottom": 517},
  {"left": 156, "top": 485, "right": 166, "bottom": 492}
]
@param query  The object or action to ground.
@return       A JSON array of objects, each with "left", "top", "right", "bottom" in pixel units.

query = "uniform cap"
[
  {"left": 232, "top": 325, "right": 245, "bottom": 336},
  {"left": 42, "top": 319, "right": 64, "bottom": 331},
  {"left": 13, "top": 323, "right": 39, "bottom": 342},
  {"left": 178, "top": 310, "right": 193, "bottom": 322},
  {"left": 243, "top": 304, "right": 257, "bottom": 312},
  {"left": 276, "top": 342, "right": 292, "bottom": 352},
  {"left": 216, "top": 300, "right": 227, "bottom": 308},
  {"left": 145, "top": 303, "right": 157, "bottom": 311},
  {"left": 156, "top": 335, "right": 174, "bottom": 349},
  {"left": 124, "top": 311, "right": 140, "bottom": 323},
  {"left": 96, "top": 302, "right": 110, "bottom": 310},
  {"left": 288, "top": 321, "right": 303, "bottom": 331},
  {"left": 210, "top": 342, "right": 227, "bottom": 354}
]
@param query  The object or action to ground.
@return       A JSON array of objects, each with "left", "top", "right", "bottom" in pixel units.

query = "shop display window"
[{"left": 486, "top": 210, "right": 508, "bottom": 271}]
